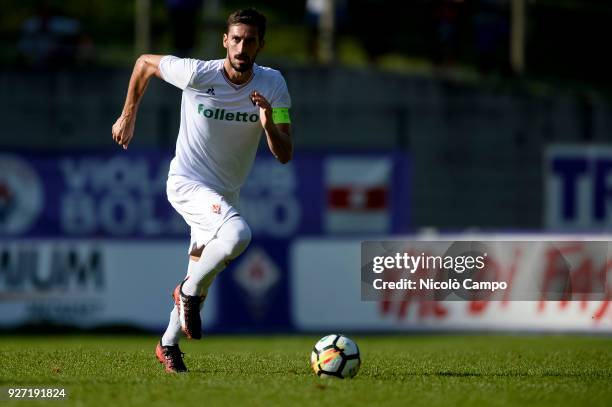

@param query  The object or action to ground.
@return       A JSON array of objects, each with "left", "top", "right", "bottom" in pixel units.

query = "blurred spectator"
[
  {"left": 474, "top": 0, "right": 510, "bottom": 75},
  {"left": 305, "top": 0, "right": 347, "bottom": 63},
  {"left": 166, "top": 0, "right": 203, "bottom": 57},
  {"left": 431, "top": 0, "right": 464, "bottom": 67},
  {"left": 347, "top": 0, "right": 394, "bottom": 64},
  {"left": 18, "top": 2, "right": 92, "bottom": 68},
  {"left": 76, "top": 33, "right": 96, "bottom": 66}
]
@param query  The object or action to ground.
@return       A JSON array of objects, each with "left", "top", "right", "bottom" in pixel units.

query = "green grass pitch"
[{"left": 0, "top": 335, "right": 610, "bottom": 406}]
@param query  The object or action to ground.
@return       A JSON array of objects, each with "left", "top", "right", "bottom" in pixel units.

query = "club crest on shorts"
[{"left": 211, "top": 203, "right": 221, "bottom": 214}]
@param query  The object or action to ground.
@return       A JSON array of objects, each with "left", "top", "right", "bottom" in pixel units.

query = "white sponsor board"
[
  {"left": 0, "top": 240, "right": 217, "bottom": 330},
  {"left": 291, "top": 236, "right": 612, "bottom": 332}
]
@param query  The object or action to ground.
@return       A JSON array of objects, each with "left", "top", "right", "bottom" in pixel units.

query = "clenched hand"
[{"left": 111, "top": 114, "right": 135, "bottom": 150}]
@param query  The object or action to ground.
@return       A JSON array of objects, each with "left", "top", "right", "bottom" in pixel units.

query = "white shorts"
[{"left": 166, "top": 175, "right": 240, "bottom": 253}]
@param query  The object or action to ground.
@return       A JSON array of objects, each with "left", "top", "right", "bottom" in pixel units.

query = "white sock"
[
  {"left": 161, "top": 306, "right": 181, "bottom": 346},
  {"left": 161, "top": 216, "right": 251, "bottom": 345},
  {"left": 182, "top": 216, "right": 251, "bottom": 296},
  {"left": 160, "top": 293, "right": 206, "bottom": 346}
]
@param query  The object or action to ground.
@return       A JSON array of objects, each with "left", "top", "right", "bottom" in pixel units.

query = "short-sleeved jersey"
[{"left": 159, "top": 56, "right": 291, "bottom": 196}]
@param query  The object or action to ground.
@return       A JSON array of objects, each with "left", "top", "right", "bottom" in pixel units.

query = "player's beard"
[{"left": 230, "top": 52, "right": 256, "bottom": 73}]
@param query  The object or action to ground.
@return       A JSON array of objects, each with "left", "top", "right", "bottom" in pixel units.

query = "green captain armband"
[{"left": 272, "top": 108, "right": 291, "bottom": 124}]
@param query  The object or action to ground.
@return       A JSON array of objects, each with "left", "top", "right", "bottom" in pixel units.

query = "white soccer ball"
[{"left": 310, "top": 334, "right": 361, "bottom": 379}]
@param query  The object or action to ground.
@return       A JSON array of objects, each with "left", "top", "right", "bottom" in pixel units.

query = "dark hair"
[{"left": 227, "top": 8, "right": 266, "bottom": 41}]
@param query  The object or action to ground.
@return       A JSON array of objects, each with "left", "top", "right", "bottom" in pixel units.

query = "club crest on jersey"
[
  {"left": 198, "top": 104, "right": 259, "bottom": 123},
  {"left": 211, "top": 203, "right": 221, "bottom": 214}
]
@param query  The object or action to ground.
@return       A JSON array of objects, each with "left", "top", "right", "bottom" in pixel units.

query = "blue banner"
[{"left": 0, "top": 151, "right": 409, "bottom": 239}]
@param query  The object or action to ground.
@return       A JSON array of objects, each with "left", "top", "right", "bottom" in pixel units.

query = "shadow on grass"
[
  {"left": 378, "top": 371, "right": 611, "bottom": 379},
  {"left": 434, "top": 372, "right": 483, "bottom": 377}
]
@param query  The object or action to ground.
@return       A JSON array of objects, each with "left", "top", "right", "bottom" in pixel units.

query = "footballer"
[{"left": 111, "top": 8, "right": 292, "bottom": 373}]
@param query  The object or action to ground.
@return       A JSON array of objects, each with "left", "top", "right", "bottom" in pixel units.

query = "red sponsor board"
[{"left": 325, "top": 157, "right": 392, "bottom": 233}]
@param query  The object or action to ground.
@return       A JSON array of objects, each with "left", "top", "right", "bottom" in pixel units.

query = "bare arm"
[
  {"left": 112, "top": 54, "right": 164, "bottom": 149},
  {"left": 263, "top": 123, "right": 292, "bottom": 164},
  {"left": 250, "top": 91, "right": 293, "bottom": 164}
]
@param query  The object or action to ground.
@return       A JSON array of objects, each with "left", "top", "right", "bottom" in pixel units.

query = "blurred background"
[{"left": 0, "top": 0, "right": 610, "bottom": 334}]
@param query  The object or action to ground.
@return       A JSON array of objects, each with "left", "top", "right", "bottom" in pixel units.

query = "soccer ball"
[{"left": 310, "top": 334, "right": 361, "bottom": 379}]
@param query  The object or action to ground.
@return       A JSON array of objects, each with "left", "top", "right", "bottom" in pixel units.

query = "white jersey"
[{"left": 159, "top": 56, "right": 291, "bottom": 196}]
